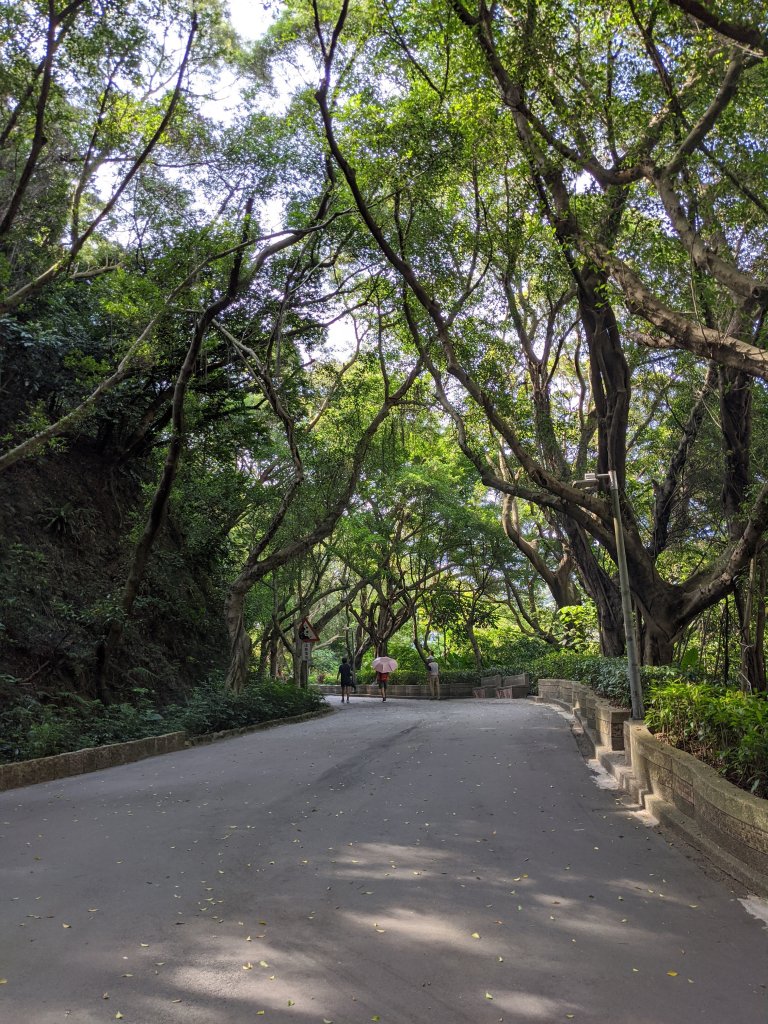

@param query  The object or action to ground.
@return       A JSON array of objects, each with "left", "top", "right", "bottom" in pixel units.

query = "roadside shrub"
[
  {"left": 166, "top": 679, "right": 324, "bottom": 736},
  {"left": 0, "top": 680, "right": 324, "bottom": 764},
  {"left": 347, "top": 669, "right": 482, "bottom": 687},
  {"left": 0, "top": 690, "right": 167, "bottom": 762},
  {"left": 645, "top": 681, "right": 768, "bottom": 798}
]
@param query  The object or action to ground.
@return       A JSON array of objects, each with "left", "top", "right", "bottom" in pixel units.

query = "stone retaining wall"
[
  {"left": 0, "top": 709, "right": 333, "bottom": 793},
  {"left": 317, "top": 683, "right": 476, "bottom": 699},
  {"left": 625, "top": 721, "right": 768, "bottom": 886},
  {"left": 473, "top": 673, "right": 529, "bottom": 699},
  {"left": 537, "top": 678, "right": 629, "bottom": 750},
  {"left": 536, "top": 677, "right": 768, "bottom": 894},
  {"left": 0, "top": 732, "right": 187, "bottom": 792}
]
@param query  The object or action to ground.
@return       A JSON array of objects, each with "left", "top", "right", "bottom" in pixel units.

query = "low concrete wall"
[
  {"left": 0, "top": 709, "right": 334, "bottom": 793},
  {"left": 497, "top": 674, "right": 529, "bottom": 698},
  {"left": 536, "top": 677, "right": 768, "bottom": 894},
  {"left": 625, "top": 722, "right": 768, "bottom": 889},
  {"left": 538, "top": 678, "right": 630, "bottom": 750},
  {"left": 0, "top": 732, "right": 187, "bottom": 792},
  {"left": 317, "top": 683, "right": 476, "bottom": 699}
]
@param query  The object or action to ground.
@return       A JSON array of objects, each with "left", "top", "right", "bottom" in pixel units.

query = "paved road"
[{"left": 1, "top": 698, "right": 766, "bottom": 1024}]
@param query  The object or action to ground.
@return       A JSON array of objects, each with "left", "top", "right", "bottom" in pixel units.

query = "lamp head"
[{"left": 573, "top": 472, "right": 599, "bottom": 490}]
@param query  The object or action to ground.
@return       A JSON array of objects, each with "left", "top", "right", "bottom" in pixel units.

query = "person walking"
[
  {"left": 376, "top": 669, "right": 389, "bottom": 701},
  {"left": 426, "top": 654, "right": 440, "bottom": 700},
  {"left": 371, "top": 655, "right": 397, "bottom": 702},
  {"left": 337, "top": 656, "right": 353, "bottom": 703}
]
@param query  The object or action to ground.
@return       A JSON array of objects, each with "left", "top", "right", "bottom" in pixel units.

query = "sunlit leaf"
[{"left": 667, "top": 971, "right": 678, "bottom": 977}]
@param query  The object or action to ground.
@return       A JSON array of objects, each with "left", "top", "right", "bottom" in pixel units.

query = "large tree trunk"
[
  {"left": 466, "top": 621, "right": 483, "bottom": 668},
  {"left": 563, "top": 519, "right": 625, "bottom": 656},
  {"left": 734, "top": 552, "right": 767, "bottom": 692},
  {"left": 224, "top": 583, "right": 252, "bottom": 694},
  {"left": 638, "top": 617, "right": 676, "bottom": 666}
]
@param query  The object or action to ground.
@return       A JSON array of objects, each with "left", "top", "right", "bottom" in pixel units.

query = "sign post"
[
  {"left": 297, "top": 619, "right": 320, "bottom": 683},
  {"left": 298, "top": 618, "right": 320, "bottom": 644}
]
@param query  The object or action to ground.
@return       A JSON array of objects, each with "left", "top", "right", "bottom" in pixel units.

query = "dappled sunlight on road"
[{"left": 2, "top": 701, "right": 766, "bottom": 1023}]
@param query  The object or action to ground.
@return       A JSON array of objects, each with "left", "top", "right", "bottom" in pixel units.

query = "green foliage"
[
  {"left": 524, "top": 652, "right": 675, "bottom": 707},
  {"left": 0, "top": 680, "right": 323, "bottom": 764},
  {"left": 0, "top": 690, "right": 165, "bottom": 762},
  {"left": 167, "top": 678, "right": 324, "bottom": 735},
  {"left": 645, "top": 682, "right": 768, "bottom": 799},
  {"left": 322, "top": 668, "right": 483, "bottom": 687}
]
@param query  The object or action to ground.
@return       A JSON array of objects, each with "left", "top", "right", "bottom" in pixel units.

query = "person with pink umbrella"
[{"left": 371, "top": 655, "right": 398, "bottom": 702}]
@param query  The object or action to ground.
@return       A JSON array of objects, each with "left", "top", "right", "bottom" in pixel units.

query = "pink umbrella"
[{"left": 371, "top": 656, "right": 398, "bottom": 673}]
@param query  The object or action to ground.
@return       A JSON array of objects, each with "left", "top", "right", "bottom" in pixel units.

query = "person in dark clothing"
[{"left": 337, "top": 656, "right": 353, "bottom": 703}]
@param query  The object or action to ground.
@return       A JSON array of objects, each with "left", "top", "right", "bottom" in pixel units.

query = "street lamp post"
[
  {"left": 575, "top": 470, "right": 645, "bottom": 720},
  {"left": 346, "top": 624, "right": 357, "bottom": 691}
]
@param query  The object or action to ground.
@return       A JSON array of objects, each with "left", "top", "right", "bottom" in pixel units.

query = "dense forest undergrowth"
[{"left": 0, "top": 441, "right": 228, "bottom": 705}]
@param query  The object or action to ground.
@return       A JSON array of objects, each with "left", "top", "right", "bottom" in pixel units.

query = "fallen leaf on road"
[
  {"left": 667, "top": 971, "right": 678, "bottom": 977},
  {"left": 471, "top": 932, "right": 480, "bottom": 939},
  {"left": 62, "top": 923, "right": 71, "bottom": 928},
  {"left": 485, "top": 992, "right": 493, "bottom": 1000},
  {"left": 242, "top": 963, "right": 253, "bottom": 970}
]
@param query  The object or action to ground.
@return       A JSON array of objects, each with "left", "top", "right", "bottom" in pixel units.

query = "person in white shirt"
[{"left": 426, "top": 655, "right": 440, "bottom": 700}]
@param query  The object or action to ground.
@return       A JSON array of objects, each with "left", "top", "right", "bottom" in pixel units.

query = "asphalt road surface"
[{"left": 2, "top": 697, "right": 767, "bottom": 1024}]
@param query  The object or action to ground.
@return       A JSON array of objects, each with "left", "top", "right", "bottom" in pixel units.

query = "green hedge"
[
  {"left": 345, "top": 669, "right": 483, "bottom": 687},
  {"left": 644, "top": 681, "right": 768, "bottom": 799},
  {"left": 525, "top": 652, "right": 768, "bottom": 800},
  {"left": 0, "top": 680, "right": 324, "bottom": 764}
]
